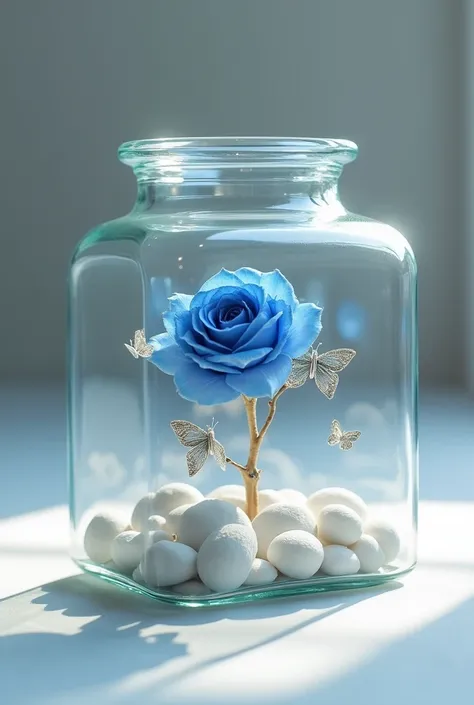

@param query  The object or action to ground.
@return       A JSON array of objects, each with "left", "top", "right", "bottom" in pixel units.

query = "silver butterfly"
[
  {"left": 170, "top": 420, "right": 227, "bottom": 477},
  {"left": 287, "top": 346, "right": 356, "bottom": 399},
  {"left": 124, "top": 329, "right": 154, "bottom": 359},
  {"left": 328, "top": 419, "right": 361, "bottom": 451}
]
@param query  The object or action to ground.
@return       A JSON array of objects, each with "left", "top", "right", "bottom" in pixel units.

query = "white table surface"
[{"left": 1, "top": 386, "right": 473, "bottom": 705}]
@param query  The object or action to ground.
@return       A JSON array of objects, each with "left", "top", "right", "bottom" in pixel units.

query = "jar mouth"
[{"left": 118, "top": 137, "right": 358, "bottom": 170}]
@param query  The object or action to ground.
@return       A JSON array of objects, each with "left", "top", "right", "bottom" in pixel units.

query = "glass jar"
[{"left": 68, "top": 137, "right": 418, "bottom": 606}]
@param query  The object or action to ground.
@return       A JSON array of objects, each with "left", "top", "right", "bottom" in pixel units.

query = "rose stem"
[
  {"left": 240, "top": 386, "right": 288, "bottom": 520},
  {"left": 225, "top": 457, "right": 247, "bottom": 472}
]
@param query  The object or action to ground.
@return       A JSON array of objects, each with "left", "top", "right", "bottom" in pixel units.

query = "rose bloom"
[{"left": 150, "top": 268, "right": 322, "bottom": 405}]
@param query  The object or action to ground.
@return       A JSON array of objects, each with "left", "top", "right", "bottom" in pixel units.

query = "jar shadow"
[{"left": 0, "top": 574, "right": 402, "bottom": 703}]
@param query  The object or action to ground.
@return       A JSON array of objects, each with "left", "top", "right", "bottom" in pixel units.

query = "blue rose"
[{"left": 150, "top": 268, "right": 322, "bottom": 405}]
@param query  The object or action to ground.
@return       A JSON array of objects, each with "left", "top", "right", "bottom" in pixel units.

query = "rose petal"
[
  {"left": 174, "top": 311, "right": 198, "bottom": 353},
  {"left": 234, "top": 267, "right": 263, "bottom": 285},
  {"left": 163, "top": 310, "right": 176, "bottom": 337},
  {"left": 282, "top": 302, "right": 323, "bottom": 358},
  {"left": 192, "top": 286, "right": 243, "bottom": 311},
  {"left": 206, "top": 323, "right": 249, "bottom": 348},
  {"left": 260, "top": 270, "right": 298, "bottom": 307},
  {"left": 232, "top": 307, "right": 273, "bottom": 349},
  {"left": 186, "top": 353, "right": 240, "bottom": 374},
  {"left": 264, "top": 300, "right": 294, "bottom": 362},
  {"left": 207, "top": 347, "right": 273, "bottom": 370},
  {"left": 236, "top": 305, "right": 286, "bottom": 353},
  {"left": 190, "top": 309, "right": 231, "bottom": 352},
  {"left": 168, "top": 293, "right": 193, "bottom": 314},
  {"left": 196, "top": 268, "right": 244, "bottom": 292},
  {"left": 149, "top": 334, "right": 187, "bottom": 374},
  {"left": 226, "top": 354, "right": 292, "bottom": 398},
  {"left": 174, "top": 361, "right": 241, "bottom": 405}
]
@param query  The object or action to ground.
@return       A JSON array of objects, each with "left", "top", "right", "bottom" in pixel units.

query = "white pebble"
[
  {"left": 150, "top": 529, "right": 169, "bottom": 544},
  {"left": 307, "top": 487, "right": 368, "bottom": 521},
  {"left": 166, "top": 504, "right": 194, "bottom": 537},
  {"left": 364, "top": 518, "right": 401, "bottom": 562},
  {"left": 131, "top": 493, "right": 157, "bottom": 532},
  {"left": 321, "top": 545, "right": 360, "bottom": 576},
  {"left": 208, "top": 485, "right": 247, "bottom": 511},
  {"left": 172, "top": 579, "right": 212, "bottom": 596},
  {"left": 179, "top": 499, "right": 251, "bottom": 550},
  {"left": 111, "top": 531, "right": 146, "bottom": 572},
  {"left": 153, "top": 482, "right": 204, "bottom": 519},
  {"left": 244, "top": 558, "right": 278, "bottom": 585},
  {"left": 252, "top": 503, "right": 316, "bottom": 559},
  {"left": 146, "top": 515, "right": 167, "bottom": 531},
  {"left": 132, "top": 565, "right": 144, "bottom": 583},
  {"left": 258, "top": 489, "right": 282, "bottom": 511},
  {"left": 278, "top": 489, "right": 307, "bottom": 505},
  {"left": 197, "top": 524, "right": 257, "bottom": 592},
  {"left": 83, "top": 512, "right": 127, "bottom": 564},
  {"left": 350, "top": 535, "right": 385, "bottom": 573},
  {"left": 317, "top": 504, "right": 363, "bottom": 546},
  {"left": 140, "top": 540, "right": 197, "bottom": 587},
  {"left": 267, "top": 530, "right": 324, "bottom": 579}
]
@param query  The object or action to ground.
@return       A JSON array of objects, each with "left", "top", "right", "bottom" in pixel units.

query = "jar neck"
[
  {"left": 133, "top": 170, "right": 345, "bottom": 218},
  {"left": 119, "top": 137, "right": 358, "bottom": 219}
]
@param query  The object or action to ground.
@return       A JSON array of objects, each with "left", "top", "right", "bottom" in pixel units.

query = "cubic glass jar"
[{"left": 68, "top": 137, "right": 418, "bottom": 606}]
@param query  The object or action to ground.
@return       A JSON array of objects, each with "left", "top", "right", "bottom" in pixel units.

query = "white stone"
[
  {"left": 111, "top": 530, "right": 146, "bottom": 572},
  {"left": 132, "top": 565, "right": 144, "bottom": 583},
  {"left": 166, "top": 504, "right": 194, "bottom": 538},
  {"left": 252, "top": 503, "right": 316, "bottom": 559},
  {"left": 150, "top": 529, "right": 169, "bottom": 544},
  {"left": 307, "top": 487, "right": 368, "bottom": 521},
  {"left": 267, "top": 530, "right": 324, "bottom": 579},
  {"left": 278, "top": 489, "right": 307, "bottom": 505},
  {"left": 152, "top": 482, "right": 204, "bottom": 519},
  {"left": 83, "top": 512, "right": 127, "bottom": 564},
  {"left": 197, "top": 523, "right": 257, "bottom": 592},
  {"left": 364, "top": 518, "right": 401, "bottom": 563},
  {"left": 258, "top": 489, "right": 282, "bottom": 511},
  {"left": 207, "top": 485, "right": 247, "bottom": 511},
  {"left": 140, "top": 540, "right": 197, "bottom": 587},
  {"left": 131, "top": 493, "right": 157, "bottom": 532},
  {"left": 244, "top": 558, "right": 278, "bottom": 586},
  {"left": 317, "top": 504, "right": 363, "bottom": 546},
  {"left": 321, "top": 545, "right": 360, "bottom": 576},
  {"left": 172, "top": 579, "right": 212, "bottom": 596},
  {"left": 350, "top": 534, "right": 385, "bottom": 573},
  {"left": 178, "top": 499, "right": 251, "bottom": 550},
  {"left": 146, "top": 514, "right": 167, "bottom": 531}
]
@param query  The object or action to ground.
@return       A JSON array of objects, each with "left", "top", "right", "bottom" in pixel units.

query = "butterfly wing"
[
  {"left": 286, "top": 350, "right": 312, "bottom": 388},
  {"left": 170, "top": 420, "right": 207, "bottom": 447},
  {"left": 328, "top": 419, "right": 343, "bottom": 445},
  {"left": 318, "top": 349, "right": 356, "bottom": 372},
  {"left": 134, "top": 329, "right": 154, "bottom": 358},
  {"left": 315, "top": 362, "right": 339, "bottom": 399},
  {"left": 210, "top": 437, "right": 227, "bottom": 471},
  {"left": 186, "top": 442, "right": 209, "bottom": 477},
  {"left": 340, "top": 431, "right": 361, "bottom": 451},
  {"left": 124, "top": 343, "right": 139, "bottom": 359}
]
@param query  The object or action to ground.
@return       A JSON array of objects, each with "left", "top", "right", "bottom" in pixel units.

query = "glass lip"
[{"left": 118, "top": 136, "right": 358, "bottom": 168}]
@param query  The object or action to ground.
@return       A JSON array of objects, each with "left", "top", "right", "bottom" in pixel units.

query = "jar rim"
[{"left": 118, "top": 137, "right": 358, "bottom": 169}]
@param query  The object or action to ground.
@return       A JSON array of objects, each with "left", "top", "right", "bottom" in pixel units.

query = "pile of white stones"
[{"left": 83, "top": 482, "right": 401, "bottom": 596}]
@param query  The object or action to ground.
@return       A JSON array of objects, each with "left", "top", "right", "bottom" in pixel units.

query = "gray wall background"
[{"left": 0, "top": 0, "right": 463, "bottom": 385}]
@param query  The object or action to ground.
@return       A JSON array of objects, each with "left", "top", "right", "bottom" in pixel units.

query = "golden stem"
[
  {"left": 257, "top": 383, "right": 288, "bottom": 442},
  {"left": 225, "top": 456, "right": 247, "bottom": 472},
  {"left": 241, "top": 396, "right": 261, "bottom": 519},
  {"left": 234, "top": 387, "right": 290, "bottom": 520}
]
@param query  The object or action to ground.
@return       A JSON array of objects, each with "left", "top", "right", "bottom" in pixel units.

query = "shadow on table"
[{"left": 0, "top": 573, "right": 400, "bottom": 704}]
